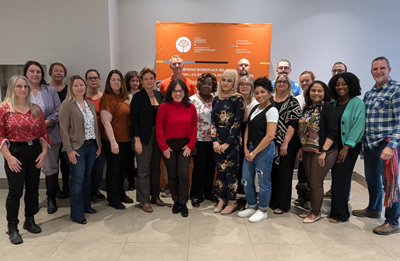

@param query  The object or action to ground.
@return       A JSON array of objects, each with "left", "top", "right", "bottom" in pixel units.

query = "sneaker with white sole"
[
  {"left": 238, "top": 208, "right": 256, "bottom": 217},
  {"left": 249, "top": 210, "right": 268, "bottom": 223}
]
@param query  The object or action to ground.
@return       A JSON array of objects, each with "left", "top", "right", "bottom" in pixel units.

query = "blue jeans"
[
  {"left": 91, "top": 146, "right": 106, "bottom": 194},
  {"left": 64, "top": 140, "right": 97, "bottom": 221},
  {"left": 364, "top": 140, "right": 400, "bottom": 226},
  {"left": 242, "top": 142, "right": 275, "bottom": 210}
]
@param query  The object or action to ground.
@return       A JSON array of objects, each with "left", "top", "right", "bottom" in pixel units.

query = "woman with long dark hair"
[{"left": 100, "top": 69, "right": 133, "bottom": 210}]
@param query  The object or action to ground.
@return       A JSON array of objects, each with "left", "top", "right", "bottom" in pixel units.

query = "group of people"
[{"left": 1, "top": 55, "right": 399, "bottom": 245}]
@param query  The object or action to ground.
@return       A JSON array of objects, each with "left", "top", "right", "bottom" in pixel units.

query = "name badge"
[{"left": 28, "top": 141, "right": 33, "bottom": 146}]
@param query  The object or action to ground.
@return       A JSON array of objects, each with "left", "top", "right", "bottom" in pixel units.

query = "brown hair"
[
  {"left": 104, "top": 69, "right": 129, "bottom": 101},
  {"left": 49, "top": 62, "right": 67, "bottom": 77}
]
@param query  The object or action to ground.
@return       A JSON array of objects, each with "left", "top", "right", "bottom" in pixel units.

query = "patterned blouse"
[
  {"left": 76, "top": 101, "right": 96, "bottom": 140},
  {"left": 0, "top": 103, "right": 52, "bottom": 148},
  {"left": 190, "top": 94, "right": 213, "bottom": 142},
  {"left": 298, "top": 105, "right": 321, "bottom": 152}
]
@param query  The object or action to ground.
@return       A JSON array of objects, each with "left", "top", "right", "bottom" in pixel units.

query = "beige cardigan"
[{"left": 59, "top": 99, "right": 102, "bottom": 154}]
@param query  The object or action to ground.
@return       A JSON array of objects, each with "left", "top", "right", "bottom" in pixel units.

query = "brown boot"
[
  {"left": 141, "top": 203, "right": 153, "bottom": 213},
  {"left": 150, "top": 197, "right": 165, "bottom": 206}
]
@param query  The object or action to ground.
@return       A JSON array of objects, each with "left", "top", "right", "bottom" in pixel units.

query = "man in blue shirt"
[
  {"left": 271, "top": 59, "right": 301, "bottom": 96},
  {"left": 353, "top": 56, "right": 400, "bottom": 235}
]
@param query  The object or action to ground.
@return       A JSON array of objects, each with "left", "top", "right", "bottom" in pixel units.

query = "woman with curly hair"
[
  {"left": 190, "top": 73, "right": 218, "bottom": 207},
  {"left": 328, "top": 72, "right": 364, "bottom": 223},
  {"left": 212, "top": 70, "right": 246, "bottom": 215}
]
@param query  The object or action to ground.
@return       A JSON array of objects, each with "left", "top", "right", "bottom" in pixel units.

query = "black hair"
[
  {"left": 328, "top": 72, "right": 361, "bottom": 100},
  {"left": 196, "top": 73, "right": 218, "bottom": 93},
  {"left": 23, "top": 60, "right": 47, "bottom": 85},
  {"left": 253, "top": 76, "right": 272, "bottom": 92},
  {"left": 164, "top": 79, "right": 190, "bottom": 107},
  {"left": 304, "top": 80, "right": 332, "bottom": 107},
  {"left": 85, "top": 69, "right": 100, "bottom": 79}
]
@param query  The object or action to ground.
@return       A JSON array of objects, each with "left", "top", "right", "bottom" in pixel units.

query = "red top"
[
  {"left": 156, "top": 101, "right": 198, "bottom": 151},
  {"left": 85, "top": 96, "right": 103, "bottom": 129},
  {"left": 159, "top": 76, "right": 197, "bottom": 97},
  {"left": 0, "top": 103, "right": 52, "bottom": 149}
]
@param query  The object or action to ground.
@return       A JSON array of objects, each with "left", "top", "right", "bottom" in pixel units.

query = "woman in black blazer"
[{"left": 130, "top": 67, "right": 165, "bottom": 213}]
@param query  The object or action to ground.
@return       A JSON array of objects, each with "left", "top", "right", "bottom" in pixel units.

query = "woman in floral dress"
[{"left": 211, "top": 70, "right": 246, "bottom": 215}]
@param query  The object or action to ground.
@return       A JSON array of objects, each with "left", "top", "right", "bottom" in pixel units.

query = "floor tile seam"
[
  {"left": 116, "top": 241, "right": 128, "bottom": 261},
  {"left": 241, "top": 215, "right": 259, "bottom": 258},
  {"left": 44, "top": 240, "right": 64, "bottom": 261},
  {"left": 372, "top": 243, "right": 397, "bottom": 261}
]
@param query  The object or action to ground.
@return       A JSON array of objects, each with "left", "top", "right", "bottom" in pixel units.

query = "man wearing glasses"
[
  {"left": 272, "top": 59, "right": 301, "bottom": 96},
  {"left": 331, "top": 62, "right": 347, "bottom": 76}
]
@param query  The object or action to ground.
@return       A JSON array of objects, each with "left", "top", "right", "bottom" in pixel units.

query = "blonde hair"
[
  {"left": 65, "top": 75, "right": 86, "bottom": 103},
  {"left": 3, "top": 75, "right": 41, "bottom": 119}
]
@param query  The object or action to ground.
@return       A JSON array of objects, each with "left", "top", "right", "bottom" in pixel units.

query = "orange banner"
[{"left": 156, "top": 22, "right": 272, "bottom": 81}]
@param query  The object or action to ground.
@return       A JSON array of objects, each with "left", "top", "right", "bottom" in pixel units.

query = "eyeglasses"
[
  {"left": 239, "top": 83, "right": 252, "bottom": 87},
  {"left": 201, "top": 82, "right": 213, "bottom": 87},
  {"left": 87, "top": 77, "right": 100, "bottom": 81},
  {"left": 172, "top": 89, "right": 184, "bottom": 94},
  {"left": 332, "top": 69, "right": 345, "bottom": 74},
  {"left": 276, "top": 80, "right": 288, "bottom": 84},
  {"left": 278, "top": 66, "right": 290, "bottom": 71}
]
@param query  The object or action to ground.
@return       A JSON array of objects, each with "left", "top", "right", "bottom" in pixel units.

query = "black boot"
[
  {"left": 7, "top": 224, "right": 23, "bottom": 244},
  {"left": 47, "top": 197, "right": 58, "bottom": 214},
  {"left": 180, "top": 204, "right": 188, "bottom": 217},
  {"left": 23, "top": 217, "right": 42, "bottom": 234},
  {"left": 172, "top": 201, "right": 180, "bottom": 214}
]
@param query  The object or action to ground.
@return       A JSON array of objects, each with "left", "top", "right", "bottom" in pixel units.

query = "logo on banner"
[{"left": 176, "top": 37, "right": 191, "bottom": 53}]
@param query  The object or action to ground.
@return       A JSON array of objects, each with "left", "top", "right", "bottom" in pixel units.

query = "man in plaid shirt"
[{"left": 353, "top": 56, "right": 400, "bottom": 235}]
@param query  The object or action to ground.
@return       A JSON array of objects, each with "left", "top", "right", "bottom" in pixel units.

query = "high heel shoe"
[
  {"left": 221, "top": 200, "right": 237, "bottom": 215},
  {"left": 214, "top": 199, "right": 225, "bottom": 213}
]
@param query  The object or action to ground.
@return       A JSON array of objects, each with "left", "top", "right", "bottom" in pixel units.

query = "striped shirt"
[{"left": 364, "top": 78, "right": 400, "bottom": 149}]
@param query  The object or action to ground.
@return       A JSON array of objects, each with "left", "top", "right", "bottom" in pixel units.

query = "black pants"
[
  {"left": 5, "top": 140, "right": 42, "bottom": 226},
  {"left": 58, "top": 143, "right": 70, "bottom": 191},
  {"left": 163, "top": 139, "right": 191, "bottom": 204},
  {"left": 190, "top": 141, "right": 215, "bottom": 199},
  {"left": 270, "top": 138, "right": 299, "bottom": 212},
  {"left": 297, "top": 160, "right": 307, "bottom": 183},
  {"left": 126, "top": 148, "right": 137, "bottom": 187},
  {"left": 103, "top": 140, "right": 130, "bottom": 204},
  {"left": 330, "top": 143, "right": 362, "bottom": 221}
]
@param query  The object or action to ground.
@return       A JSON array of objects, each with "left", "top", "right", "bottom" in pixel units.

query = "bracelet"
[{"left": 250, "top": 152, "right": 254, "bottom": 158}]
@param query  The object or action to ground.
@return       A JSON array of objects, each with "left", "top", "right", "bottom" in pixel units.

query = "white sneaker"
[
  {"left": 249, "top": 210, "right": 268, "bottom": 223},
  {"left": 238, "top": 208, "right": 256, "bottom": 217}
]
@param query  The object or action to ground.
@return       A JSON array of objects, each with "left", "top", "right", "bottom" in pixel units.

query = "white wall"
[
  {"left": 118, "top": 0, "right": 400, "bottom": 96},
  {"left": 0, "top": 0, "right": 111, "bottom": 178}
]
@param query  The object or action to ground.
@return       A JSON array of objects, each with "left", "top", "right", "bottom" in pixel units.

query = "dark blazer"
[
  {"left": 130, "top": 88, "right": 164, "bottom": 144},
  {"left": 318, "top": 102, "right": 338, "bottom": 152}
]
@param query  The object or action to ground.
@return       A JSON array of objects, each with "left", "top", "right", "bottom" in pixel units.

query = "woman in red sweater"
[{"left": 156, "top": 79, "right": 197, "bottom": 217}]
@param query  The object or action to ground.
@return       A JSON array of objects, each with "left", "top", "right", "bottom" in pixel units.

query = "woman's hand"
[
  {"left": 244, "top": 148, "right": 253, "bottom": 162},
  {"left": 163, "top": 147, "right": 172, "bottom": 159},
  {"left": 337, "top": 147, "right": 349, "bottom": 163},
  {"left": 280, "top": 142, "right": 288, "bottom": 156},
  {"left": 297, "top": 149, "right": 303, "bottom": 161},
  {"left": 135, "top": 142, "right": 143, "bottom": 155},
  {"left": 111, "top": 141, "right": 119, "bottom": 154},
  {"left": 35, "top": 152, "right": 47, "bottom": 168},
  {"left": 96, "top": 147, "right": 101, "bottom": 158},
  {"left": 68, "top": 151, "right": 80, "bottom": 165},
  {"left": 182, "top": 145, "right": 191, "bottom": 157},
  {"left": 213, "top": 142, "right": 221, "bottom": 154},
  {"left": 220, "top": 143, "right": 229, "bottom": 153},
  {"left": 318, "top": 152, "right": 326, "bottom": 167},
  {"left": 6, "top": 156, "right": 22, "bottom": 173}
]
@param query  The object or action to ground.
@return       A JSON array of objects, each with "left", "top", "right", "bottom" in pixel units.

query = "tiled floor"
[{"left": 0, "top": 180, "right": 399, "bottom": 261}]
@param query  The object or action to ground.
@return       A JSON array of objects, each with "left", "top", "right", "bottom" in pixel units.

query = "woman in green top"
[{"left": 328, "top": 72, "right": 365, "bottom": 223}]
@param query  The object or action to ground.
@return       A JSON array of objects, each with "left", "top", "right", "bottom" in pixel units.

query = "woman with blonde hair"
[
  {"left": 59, "top": 75, "right": 101, "bottom": 224},
  {"left": 0, "top": 75, "right": 51, "bottom": 244}
]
